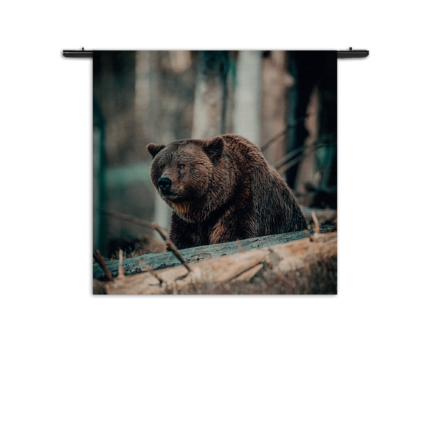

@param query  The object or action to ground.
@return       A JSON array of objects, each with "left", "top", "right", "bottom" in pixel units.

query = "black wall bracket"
[{"left": 337, "top": 48, "right": 369, "bottom": 58}]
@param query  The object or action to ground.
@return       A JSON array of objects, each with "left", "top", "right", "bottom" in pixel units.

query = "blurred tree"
[
  {"left": 293, "top": 88, "right": 320, "bottom": 195},
  {"left": 284, "top": 51, "right": 337, "bottom": 192},
  {"left": 169, "top": 51, "right": 192, "bottom": 73},
  {"left": 315, "top": 53, "right": 337, "bottom": 190},
  {"left": 138, "top": 51, "right": 173, "bottom": 230},
  {"left": 261, "top": 51, "right": 294, "bottom": 164},
  {"left": 191, "top": 51, "right": 229, "bottom": 139},
  {"left": 135, "top": 51, "right": 151, "bottom": 146},
  {"left": 135, "top": 51, "right": 197, "bottom": 230},
  {"left": 233, "top": 51, "right": 262, "bottom": 146},
  {"left": 284, "top": 52, "right": 315, "bottom": 190},
  {"left": 93, "top": 97, "right": 106, "bottom": 254}
]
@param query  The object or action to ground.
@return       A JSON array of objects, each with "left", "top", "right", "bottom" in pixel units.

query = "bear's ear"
[
  {"left": 203, "top": 136, "right": 224, "bottom": 159},
  {"left": 147, "top": 143, "right": 165, "bottom": 158}
]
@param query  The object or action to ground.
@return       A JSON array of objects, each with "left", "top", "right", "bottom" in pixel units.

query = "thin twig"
[
  {"left": 105, "top": 210, "right": 168, "bottom": 232},
  {"left": 107, "top": 230, "right": 134, "bottom": 244},
  {"left": 166, "top": 239, "right": 192, "bottom": 272},
  {"left": 311, "top": 211, "right": 320, "bottom": 234},
  {"left": 273, "top": 143, "right": 307, "bottom": 169},
  {"left": 137, "top": 242, "right": 156, "bottom": 254},
  {"left": 138, "top": 233, "right": 165, "bottom": 249},
  {"left": 304, "top": 229, "right": 314, "bottom": 242},
  {"left": 265, "top": 249, "right": 274, "bottom": 269},
  {"left": 277, "top": 141, "right": 336, "bottom": 176},
  {"left": 138, "top": 260, "right": 165, "bottom": 285},
  {"left": 260, "top": 129, "right": 288, "bottom": 152},
  {"left": 151, "top": 222, "right": 168, "bottom": 241},
  {"left": 118, "top": 250, "right": 125, "bottom": 277},
  {"left": 152, "top": 222, "right": 192, "bottom": 272},
  {"left": 236, "top": 239, "right": 244, "bottom": 253},
  {"left": 273, "top": 133, "right": 335, "bottom": 170},
  {"left": 94, "top": 250, "right": 114, "bottom": 282},
  {"left": 107, "top": 230, "right": 161, "bottom": 254},
  {"left": 260, "top": 113, "right": 314, "bottom": 152},
  {"left": 223, "top": 254, "right": 267, "bottom": 283},
  {"left": 273, "top": 135, "right": 329, "bottom": 169},
  {"left": 329, "top": 219, "right": 337, "bottom": 232},
  {"left": 171, "top": 283, "right": 178, "bottom": 295}
]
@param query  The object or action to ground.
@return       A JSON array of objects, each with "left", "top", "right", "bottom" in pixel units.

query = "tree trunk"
[
  {"left": 191, "top": 51, "right": 229, "bottom": 139},
  {"left": 134, "top": 51, "right": 151, "bottom": 141},
  {"left": 316, "top": 52, "right": 337, "bottom": 189},
  {"left": 233, "top": 51, "right": 262, "bottom": 145},
  {"left": 293, "top": 88, "right": 320, "bottom": 195},
  {"left": 93, "top": 97, "right": 106, "bottom": 254},
  {"left": 284, "top": 52, "right": 316, "bottom": 190},
  {"left": 260, "top": 51, "right": 293, "bottom": 165},
  {"left": 152, "top": 52, "right": 173, "bottom": 230}
]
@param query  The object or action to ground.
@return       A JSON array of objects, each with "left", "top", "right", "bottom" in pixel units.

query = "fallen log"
[
  {"left": 93, "top": 225, "right": 333, "bottom": 280},
  {"left": 95, "top": 232, "right": 337, "bottom": 295}
]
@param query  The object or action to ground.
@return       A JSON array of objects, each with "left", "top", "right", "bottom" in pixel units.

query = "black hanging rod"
[{"left": 63, "top": 47, "right": 370, "bottom": 60}]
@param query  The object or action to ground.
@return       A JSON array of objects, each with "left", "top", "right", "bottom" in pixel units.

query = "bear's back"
[{"left": 220, "top": 134, "right": 306, "bottom": 235}]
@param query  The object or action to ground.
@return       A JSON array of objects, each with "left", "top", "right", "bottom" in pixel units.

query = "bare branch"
[
  {"left": 104, "top": 210, "right": 154, "bottom": 229},
  {"left": 276, "top": 135, "right": 336, "bottom": 176},
  {"left": 94, "top": 250, "right": 114, "bottom": 282},
  {"left": 166, "top": 239, "right": 193, "bottom": 272},
  {"left": 138, "top": 260, "right": 165, "bottom": 285},
  {"left": 311, "top": 211, "right": 320, "bottom": 234},
  {"left": 304, "top": 229, "right": 313, "bottom": 242},
  {"left": 223, "top": 254, "right": 267, "bottom": 283},
  {"left": 151, "top": 222, "right": 168, "bottom": 241},
  {"left": 260, "top": 113, "right": 315, "bottom": 152},
  {"left": 152, "top": 222, "right": 192, "bottom": 273},
  {"left": 118, "top": 250, "right": 125, "bottom": 277},
  {"left": 107, "top": 230, "right": 134, "bottom": 244},
  {"left": 329, "top": 219, "right": 337, "bottom": 232}
]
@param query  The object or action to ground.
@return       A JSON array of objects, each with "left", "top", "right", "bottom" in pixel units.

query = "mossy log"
[
  {"left": 93, "top": 226, "right": 333, "bottom": 280},
  {"left": 94, "top": 231, "right": 337, "bottom": 295}
]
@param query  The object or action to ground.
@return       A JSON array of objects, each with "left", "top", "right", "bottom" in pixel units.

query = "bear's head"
[{"left": 147, "top": 136, "right": 233, "bottom": 222}]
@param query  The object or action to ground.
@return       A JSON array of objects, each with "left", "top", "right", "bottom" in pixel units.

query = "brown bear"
[{"left": 147, "top": 135, "right": 307, "bottom": 250}]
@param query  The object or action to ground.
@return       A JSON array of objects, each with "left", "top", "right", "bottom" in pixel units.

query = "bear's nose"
[{"left": 158, "top": 177, "right": 172, "bottom": 192}]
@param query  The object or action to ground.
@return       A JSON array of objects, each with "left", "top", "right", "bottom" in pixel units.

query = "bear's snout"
[{"left": 158, "top": 177, "right": 172, "bottom": 193}]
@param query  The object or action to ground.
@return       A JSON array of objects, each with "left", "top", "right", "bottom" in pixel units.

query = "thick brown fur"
[{"left": 147, "top": 135, "right": 307, "bottom": 250}]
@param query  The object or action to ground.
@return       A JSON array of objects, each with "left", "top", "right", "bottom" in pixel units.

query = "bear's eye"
[{"left": 178, "top": 164, "right": 185, "bottom": 169}]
